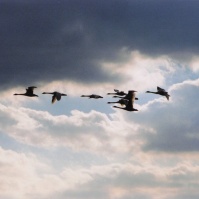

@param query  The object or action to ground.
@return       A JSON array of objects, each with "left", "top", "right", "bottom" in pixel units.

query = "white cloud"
[
  {"left": 190, "top": 55, "right": 199, "bottom": 72},
  {"left": 0, "top": 103, "right": 139, "bottom": 155},
  {"left": 102, "top": 50, "right": 175, "bottom": 92},
  {"left": 1, "top": 145, "right": 199, "bottom": 199},
  {"left": 0, "top": 147, "right": 54, "bottom": 199},
  {"left": 128, "top": 78, "right": 199, "bottom": 153},
  {"left": 42, "top": 161, "right": 199, "bottom": 199}
]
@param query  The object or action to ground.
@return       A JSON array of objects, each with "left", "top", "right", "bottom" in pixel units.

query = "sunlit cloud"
[
  {"left": 190, "top": 55, "right": 199, "bottom": 72},
  {"left": 102, "top": 51, "right": 175, "bottom": 92}
]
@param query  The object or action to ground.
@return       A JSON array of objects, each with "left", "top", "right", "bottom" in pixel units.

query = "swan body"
[
  {"left": 81, "top": 94, "right": 103, "bottom": 99},
  {"left": 107, "top": 89, "right": 127, "bottom": 96},
  {"left": 108, "top": 98, "right": 129, "bottom": 106},
  {"left": 42, "top": 91, "right": 67, "bottom": 104},
  {"left": 113, "top": 90, "right": 138, "bottom": 111},
  {"left": 146, "top": 86, "right": 170, "bottom": 100},
  {"left": 14, "top": 86, "right": 38, "bottom": 97},
  {"left": 113, "top": 104, "right": 138, "bottom": 112}
]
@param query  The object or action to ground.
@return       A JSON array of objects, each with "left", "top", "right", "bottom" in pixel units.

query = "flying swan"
[
  {"left": 42, "top": 91, "right": 67, "bottom": 104},
  {"left": 146, "top": 86, "right": 170, "bottom": 100},
  {"left": 14, "top": 86, "right": 38, "bottom": 97}
]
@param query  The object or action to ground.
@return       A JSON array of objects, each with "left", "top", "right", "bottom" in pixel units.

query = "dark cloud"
[{"left": 1, "top": 0, "right": 199, "bottom": 89}]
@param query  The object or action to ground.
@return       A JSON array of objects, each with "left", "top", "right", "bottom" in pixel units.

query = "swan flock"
[{"left": 14, "top": 86, "right": 170, "bottom": 112}]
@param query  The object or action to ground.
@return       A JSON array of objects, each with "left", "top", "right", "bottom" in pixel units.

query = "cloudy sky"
[{"left": 1, "top": 0, "right": 199, "bottom": 198}]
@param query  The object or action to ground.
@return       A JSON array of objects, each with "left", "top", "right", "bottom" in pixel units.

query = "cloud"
[
  {"left": 0, "top": 146, "right": 99, "bottom": 199},
  {"left": 40, "top": 162, "right": 199, "bottom": 199},
  {"left": 189, "top": 56, "right": 199, "bottom": 72},
  {"left": 1, "top": 149, "right": 199, "bottom": 199},
  {"left": 1, "top": 77, "right": 199, "bottom": 199},
  {"left": 1, "top": 77, "right": 199, "bottom": 155},
  {"left": 127, "top": 78, "right": 199, "bottom": 152},
  {"left": 102, "top": 50, "right": 175, "bottom": 92},
  {"left": 1, "top": 0, "right": 199, "bottom": 90},
  {"left": 1, "top": 144, "right": 199, "bottom": 199},
  {"left": 0, "top": 103, "right": 138, "bottom": 155},
  {"left": 0, "top": 147, "right": 55, "bottom": 199}
]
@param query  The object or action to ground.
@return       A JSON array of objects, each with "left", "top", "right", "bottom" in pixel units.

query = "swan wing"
[
  {"left": 157, "top": 87, "right": 165, "bottom": 92},
  {"left": 113, "top": 106, "right": 124, "bottom": 110},
  {"left": 26, "top": 86, "right": 37, "bottom": 95},
  {"left": 129, "top": 92, "right": 135, "bottom": 102},
  {"left": 166, "top": 94, "right": 170, "bottom": 100},
  {"left": 125, "top": 91, "right": 136, "bottom": 109},
  {"left": 125, "top": 100, "right": 133, "bottom": 109},
  {"left": 52, "top": 95, "right": 57, "bottom": 104}
]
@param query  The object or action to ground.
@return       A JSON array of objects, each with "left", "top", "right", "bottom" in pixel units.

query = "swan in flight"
[
  {"left": 107, "top": 98, "right": 129, "bottom": 106},
  {"left": 81, "top": 94, "right": 103, "bottom": 99},
  {"left": 42, "top": 91, "right": 67, "bottom": 104},
  {"left": 113, "top": 91, "right": 138, "bottom": 111},
  {"left": 107, "top": 89, "right": 127, "bottom": 96},
  {"left": 146, "top": 86, "right": 170, "bottom": 100},
  {"left": 14, "top": 86, "right": 38, "bottom": 97}
]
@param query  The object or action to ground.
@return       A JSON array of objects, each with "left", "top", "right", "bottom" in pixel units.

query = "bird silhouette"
[
  {"left": 113, "top": 90, "right": 138, "bottom": 111},
  {"left": 107, "top": 98, "right": 129, "bottom": 106},
  {"left": 81, "top": 94, "right": 103, "bottom": 99},
  {"left": 42, "top": 91, "right": 67, "bottom": 104},
  {"left": 14, "top": 86, "right": 38, "bottom": 97},
  {"left": 107, "top": 89, "right": 127, "bottom": 96},
  {"left": 146, "top": 86, "right": 170, "bottom": 100}
]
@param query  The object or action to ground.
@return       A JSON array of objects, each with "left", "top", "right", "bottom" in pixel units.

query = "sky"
[{"left": 1, "top": 0, "right": 199, "bottom": 199}]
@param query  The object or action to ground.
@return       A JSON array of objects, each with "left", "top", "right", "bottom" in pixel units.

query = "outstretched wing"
[
  {"left": 26, "top": 86, "right": 37, "bottom": 95},
  {"left": 125, "top": 91, "right": 135, "bottom": 109},
  {"left": 52, "top": 95, "right": 57, "bottom": 104},
  {"left": 165, "top": 94, "right": 170, "bottom": 100},
  {"left": 123, "top": 90, "right": 133, "bottom": 100},
  {"left": 157, "top": 87, "right": 166, "bottom": 92}
]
